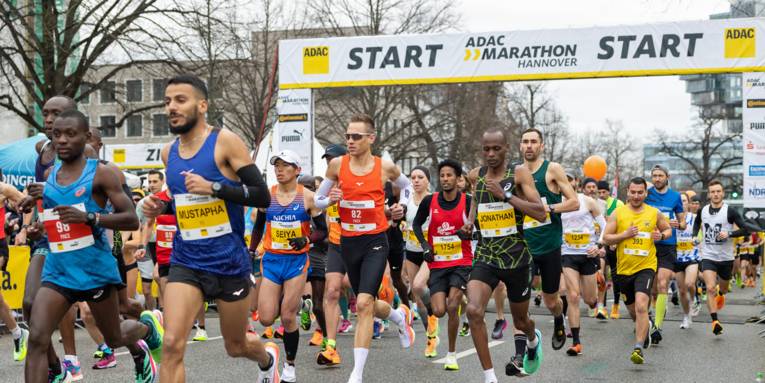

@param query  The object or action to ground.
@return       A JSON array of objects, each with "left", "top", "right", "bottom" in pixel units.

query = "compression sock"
[
  {"left": 572, "top": 327, "right": 581, "bottom": 345},
  {"left": 514, "top": 334, "right": 527, "bottom": 357},
  {"left": 351, "top": 348, "right": 369, "bottom": 380},
  {"left": 655, "top": 293, "right": 667, "bottom": 329},
  {"left": 283, "top": 329, "right": 299, "bottom": 362},
  {"left": 710, "top": 312, "right": 718, "bottom": 321}
]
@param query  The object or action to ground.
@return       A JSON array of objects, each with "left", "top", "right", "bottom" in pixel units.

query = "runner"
[
  {"left": 140, "top": 75, "right": 277, "bottom": 382},
  {"left": 644, "top": 165, "right": 685, "bottom": 344},
  {"left": 0, "top": 180, "right": 30, "bottom": 362},
  {"left": 463, "top": 128, "right": 547, "bottom": 382},
  {"left": 692, "top": 180, "right": 749, "bottom": 336},
  {"left": 602, "top": 176, "right": 671, "bottom": 364},
  {"left": 250, "top": 149, "right": 324, "bottom": 382},
  {"left": 297, "top": 175, "right": 329, "bottom": 349},
  {"left": 520, "top": 128, "right": 579, "bottom": 351},
  {"left": 401, "top": 166, "right": 438, "bottom": 357},
  {"left": 314, "top": 114, "right": 415, "bottom": 383},
  {"left": 19, "top": 95, "right": 82, "bottom": 381},
  {"left": 675, "top": 192, "right": 700, "bottom": 329},
  {"left": 412, "top": 159, "right": 472, "bottom": 370},
  {"left": 316, "top": 143, "right": 349, "bottom": 366},
  {"left": 597, "top": 180, "right": 624, "bottom": 319},
  {"left": 560, "top": 172, "right": 606, "bottom": 356},
  {"left": 22, "top": 110, "right": 162, "bottom": 382}
]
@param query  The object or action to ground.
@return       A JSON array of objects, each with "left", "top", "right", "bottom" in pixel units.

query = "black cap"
[
  {"left": 597, "top": 181, "right": 609, "bottom": 191},
  {"left": 582, "top": 177, "right": 597, "bottom": 187},
  {"left": 322, "top": 144, "right": 348, "bottom": 159}
]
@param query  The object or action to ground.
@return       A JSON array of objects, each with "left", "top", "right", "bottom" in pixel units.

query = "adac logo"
[
  {"left": 724, "top": 28, "right": 755, "bottom": 59},
  {"left": 436, "top": 221, "right": 456, "bottom": 236},
  {"left": 303, "top": 46, "right": 329, "bottom": 75},
  {"left": 74, "top": 186, "right": 86, "bottom": 197}
]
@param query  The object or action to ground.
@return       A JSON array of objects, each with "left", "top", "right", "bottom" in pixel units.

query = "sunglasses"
[{"left": 345, "top": 132, "right": 373, "bottom": 141}]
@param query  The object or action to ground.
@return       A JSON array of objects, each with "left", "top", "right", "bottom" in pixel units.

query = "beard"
[{"left": 169, "top": 110, "right": 198, "bottom": 135}]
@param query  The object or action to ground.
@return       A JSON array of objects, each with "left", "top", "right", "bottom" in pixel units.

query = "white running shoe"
[
  {"left": 280, "top": 362, "right": 296, "bottom": 383},
  {"left": 680, "top": 315, "right": 690, "bottom": 329},
  {"left": 397, "top": 305, "right": 415, "bottom": 348},
  {"left": 256, "top": 342, "right": 280, "bottom": 383}
]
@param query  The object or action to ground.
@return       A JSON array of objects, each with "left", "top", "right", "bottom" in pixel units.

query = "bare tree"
[
  {"left": 0, "top": 0, "right": 192, "bottom": 132},
  {"left": 504, "top": 83, "right": 571, "bottom": 163},
  {"left": 600, "top": 119, "right": 641, "bottom": 199},
  {"left": 657, "top": 109, "right": 742, "bottom": 194}
]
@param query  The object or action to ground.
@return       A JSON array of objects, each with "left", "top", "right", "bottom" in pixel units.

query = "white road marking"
[
  {"left": 432, "top": 340, "right": 505, "bottom": 364},
  {"left": 114, "top": 336, "right": 224, "bottom": 357}
]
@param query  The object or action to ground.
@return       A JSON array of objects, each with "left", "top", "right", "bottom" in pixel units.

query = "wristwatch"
[
  {"left": 211, "top": 182, "right": 222, "bottom": 197},
  {"left": 86, "top": 212, "right": 98, "bottom": 226},
  {"left": 549, "top": 204, "right": 556, "bottom": 213},
  {"left": 504, "top": 190, "right": 513, "bottom": 203}
]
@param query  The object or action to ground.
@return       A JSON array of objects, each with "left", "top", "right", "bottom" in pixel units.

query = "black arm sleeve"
[
  {"left": 692, "top": 213, "right": 702, "bottom": 237},
  {"left": 249, "top": 210, "right": 267, "bottom": 251},
  {"left": 412, "top": 195, "right": 433, "bottom": 246},
  {"left": 728, "top": 208, "right": 751, "bottom": 238},
  {"left": 310, "top": 213, "right": 328, "bottom": 243},
  {"left": 217, "top": 164, "right": 270, "bottom": 208}
]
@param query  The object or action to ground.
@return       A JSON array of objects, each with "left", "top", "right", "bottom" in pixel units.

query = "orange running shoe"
[
  {"left": 427, "top": 315, "right": 439, "bottom": 338},
  {"left": 378, "top": 274, "right": 394, "bottom": 305},
  {"left": 715, "top": 293, "right": 725, "bottom": 310},
  {"left": 251, "top": 311, "right": 259, "bottom": 322},
  {"left": 317, "top": 345, "right": 341, "bottom": 366},
  {"left": 309, "top": 329, "right": 324, "bottom": 346},
  {"left": 262, "top": 326, "right": 274, "bottom": 339},
  {"left": 566, "top": 343, "right": 582, "bottom": 356}
]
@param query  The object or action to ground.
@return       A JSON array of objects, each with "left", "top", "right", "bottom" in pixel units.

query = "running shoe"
[
  {"left": 139, "top": 310, "right": 164, "bottom": 363},
  {"left": 152, "top": 309, "right": 164, "bottom": 327},
  {"left": 134, "top": 340, "right": 157, "bottom": 383},
  {"left": 630, "top": 348, "right": 644, "bottom": 364},
  {"left": 316, "top": 345, "right": 341, "bottom": 366},
  {"left": 92, "top": 352, "right": 117, "bottom": 370},
  {"left": 523, "top": 329, "right": 543, "bottom": 375},
  {"left": 533, "top": 294, "right": 542, "bottom": 307},
  {"left": 274, "top": 325, "right": 285, "bottom": 339},
  {"left": 671, "top": 291, "right": 679, "bottom": 306},
  {"left": 649, "top": 317, "right": 662, "bottom": 345},
  {"left": 691, "top": 301, "right": 701, "bottom": 317},
  {"left": 337, "top": 319, "right": 353, "bottom": 333},
  {"left": 262, "top": 326, "right": 275, "bottom": 339},
  {"left": 566, "top": 343, "right": 582, "bottom": 356},
  {"left": 712, "top": 320, "right": 723, "bottom": 335},
  {"left": 610, "top": 304, "right": 620, "bottom": 320},
  {"left": 715, "top": 292, "right": 726, "bottom": 310},
  {"left": 62, "top": 359, "right": 83, "bottom": 381},
  {"left": 256, "top": 342, "right": 280, "bottom": 383},
  {"left": 300, "top": 298, "right": 313, "bottom": 331},
  {"left": 459, "top": 322, "right": 470, "bottom": 337},
  {"left": 373, "top": 320, "right": 382, "bottom": 339},
  {"left": 426, "top": 315, "right": 439, "bottom": 338},
  {"left": 309, "top": 329, "right": 324, "bottom": 346},
  {"left": 192, "top": 327, "right": 208, "bottom": 342},
  {"left": 251, "top": 310, "right": 259, "bottom": 322},
  {"left": 281, "top": 362, "right": 296, "bottom": 383},
  {"left": 424, "top": 336, "right": 439, "bottom": 358},
  {"left": 491, "top": 319, "right": 507, "bottom": 340},
  {"left": 397, "top": 304, "right": 415, "bottom": 348},
  {"left": 552, "top": 319, "right": 566, "bottom": 350},
  {"left": 48, "top": 364, "right": 73, "bottom": 383},
  {"left": 596, "top": 307, "right": 608, "bottom": 320},
  {"left": 680, "top": 315, "right": 690, "bottom": 329},
  {"left": 13, "top": 328, "right": 28, "bottom": 361},
  {"left": 443, "top": 353, "right": 459, "bottom": 371},
  {"left": 505, "top": 354, "right": 525, "bottom": 376}
]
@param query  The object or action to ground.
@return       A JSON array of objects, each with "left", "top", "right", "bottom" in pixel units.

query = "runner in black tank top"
[{"left": 463, "top": 129, "right": 547, "bottom": 382}]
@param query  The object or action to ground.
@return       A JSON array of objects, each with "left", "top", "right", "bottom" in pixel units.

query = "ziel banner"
[
  {"left": 274, "top": 89, "right": 314, "bottom": 175},
  {"left": 104, "top": 143, "right": 165, "bottom": 169},
  {"left": 281, "top": 18, "right": 765, "bottom": 89},
  {"left": 744, "top": 72, "right": 765, "bottom": 208}
]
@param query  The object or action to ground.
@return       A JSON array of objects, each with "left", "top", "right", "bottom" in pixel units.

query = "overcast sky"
[{"left": 458, "top": 0, "right": 734, "bottom": 141}]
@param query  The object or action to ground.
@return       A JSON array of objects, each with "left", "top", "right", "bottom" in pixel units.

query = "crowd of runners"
[{"left": 0, "top": 74, "right": 762, "bottom": 383}]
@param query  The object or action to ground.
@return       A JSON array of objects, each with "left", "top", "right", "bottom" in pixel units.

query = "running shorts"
[
  {"left": 42, "top": 281, "right": 116, "bottom": 305},
  {"left": 340, "top": 232, "right": 389, "bottom": 297},
  {"left": 531, "top": 248, "right": 562, "bottom": 294},
  {"left": 137, "top": 258, "right": 154, "bottom": 283},
  {"left": 428, "top": 266, "right": 470, "bottom": 295},
  {"left": 308, "top": 249, "right": 326, "bottom": 281},
  {"left": 167, "top": 264, "right": 250, "bottom": 302},
  {"left": 615, "top": 269, "right": 655, "bottom": 306},
  {"left": 561, "top": 254, "right": 599, "bottom": 276},
  {"left": 325, "top": 243, "right": 346, "bottom": 274},
  {"left": 700, "top": 259, "right": 734, "bottom": 281},
  {"left": 655, "top": 244, "right": 677, "bottom": 271},
  {"left": 261, "top": 252, "right": 310, "bottom": 285},
  {"left": 406, "top": 250, "right": 424, "bottom": 267},
  {"left": 673, "top": 260, "right": 698, "bottom": 273},
  {"left": 470, "top": 262, "right": 531, "bottom": 303}
]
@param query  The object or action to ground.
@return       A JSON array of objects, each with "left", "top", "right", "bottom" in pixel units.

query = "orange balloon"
[{"left": 582, "top": 155, "right": 607, "bottom": 180}]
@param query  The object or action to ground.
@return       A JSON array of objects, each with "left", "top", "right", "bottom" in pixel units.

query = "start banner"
[{"left": 280, "top": 18, "right": 765, "bottom": 89}]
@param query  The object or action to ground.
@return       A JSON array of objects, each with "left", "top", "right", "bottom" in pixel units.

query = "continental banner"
[
  {"left": 280, "top": 18, "right": 765, "bottom": 89},
  {"left": 744, "top": 72, "right": 765, "bottom": 208},
  {"left": 0, "top": 246, "right": 30, "bottom": 310},
  {"left": 274, "top": 89, "right": 314, "bottom": 175}
]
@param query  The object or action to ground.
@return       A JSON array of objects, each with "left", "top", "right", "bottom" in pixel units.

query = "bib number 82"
[{"left": 351, "top": 210, "right": 362, "bottom": 219}]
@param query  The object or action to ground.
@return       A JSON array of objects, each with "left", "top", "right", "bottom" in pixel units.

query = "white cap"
[{"left": 269, "top": 149, "right": 301, "bottom": 167}]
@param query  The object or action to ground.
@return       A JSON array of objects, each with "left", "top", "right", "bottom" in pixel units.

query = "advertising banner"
[
  {"left": 744, "top": 72, "right": 765, "bottom": 208},
  {"left": 281, "top": 18, "right": 765, "bottom": 89},
  {"left": 273, "top": 89, "right": 314, "bottom": 175},
  {"left": 104, "top": 143, "right": 165, "bottom": 170},
  {"left": 0, "top": 246, "right": 30, "bottom": 309}
]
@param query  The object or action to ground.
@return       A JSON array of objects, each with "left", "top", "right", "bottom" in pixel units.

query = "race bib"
[
  {"left": 677, "top": 237, "right": 694, "bottom": 252},
  {"left": 624, "top": 232, "right": 651, "bottom": 257},
  {"left": 339, "top": 199, "right": 376, "bottom": 232},
  {"left": 406, "top": 229, "right": 428, "bottom": 249},
  {"left": 433, "top": 235, "right": 462, "bottom": 262},
  {"left": 327, "top": 204, "right": 341, "bottom": 223},
  {"left": 477, "top": 202, "right": 517, "bottom": 238},
  {"left": 564, "top": 228, "right": 591, "bottom": 249},
  {"left": 523, "top": 197, "right": 551, "bottom": 229},
  {"left": 42, "top": 203, "right": 95, "bottom": 253},
  {"left": 270, "top": 221, "right": 303, "bottom": 250},
  {"left": 156, "top": 224, "right": 176, "bottom": 249},
  {"left": 175, "top": 194, "right": 232, "bottom": 241}
]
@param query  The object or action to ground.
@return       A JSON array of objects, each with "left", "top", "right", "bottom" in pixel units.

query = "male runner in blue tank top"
[
  {"left": 21, "top": 110, "right": 163, "bottom": 383},
  {"left": 140, "top": 75, "right": 276, "bottom": 383}
]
